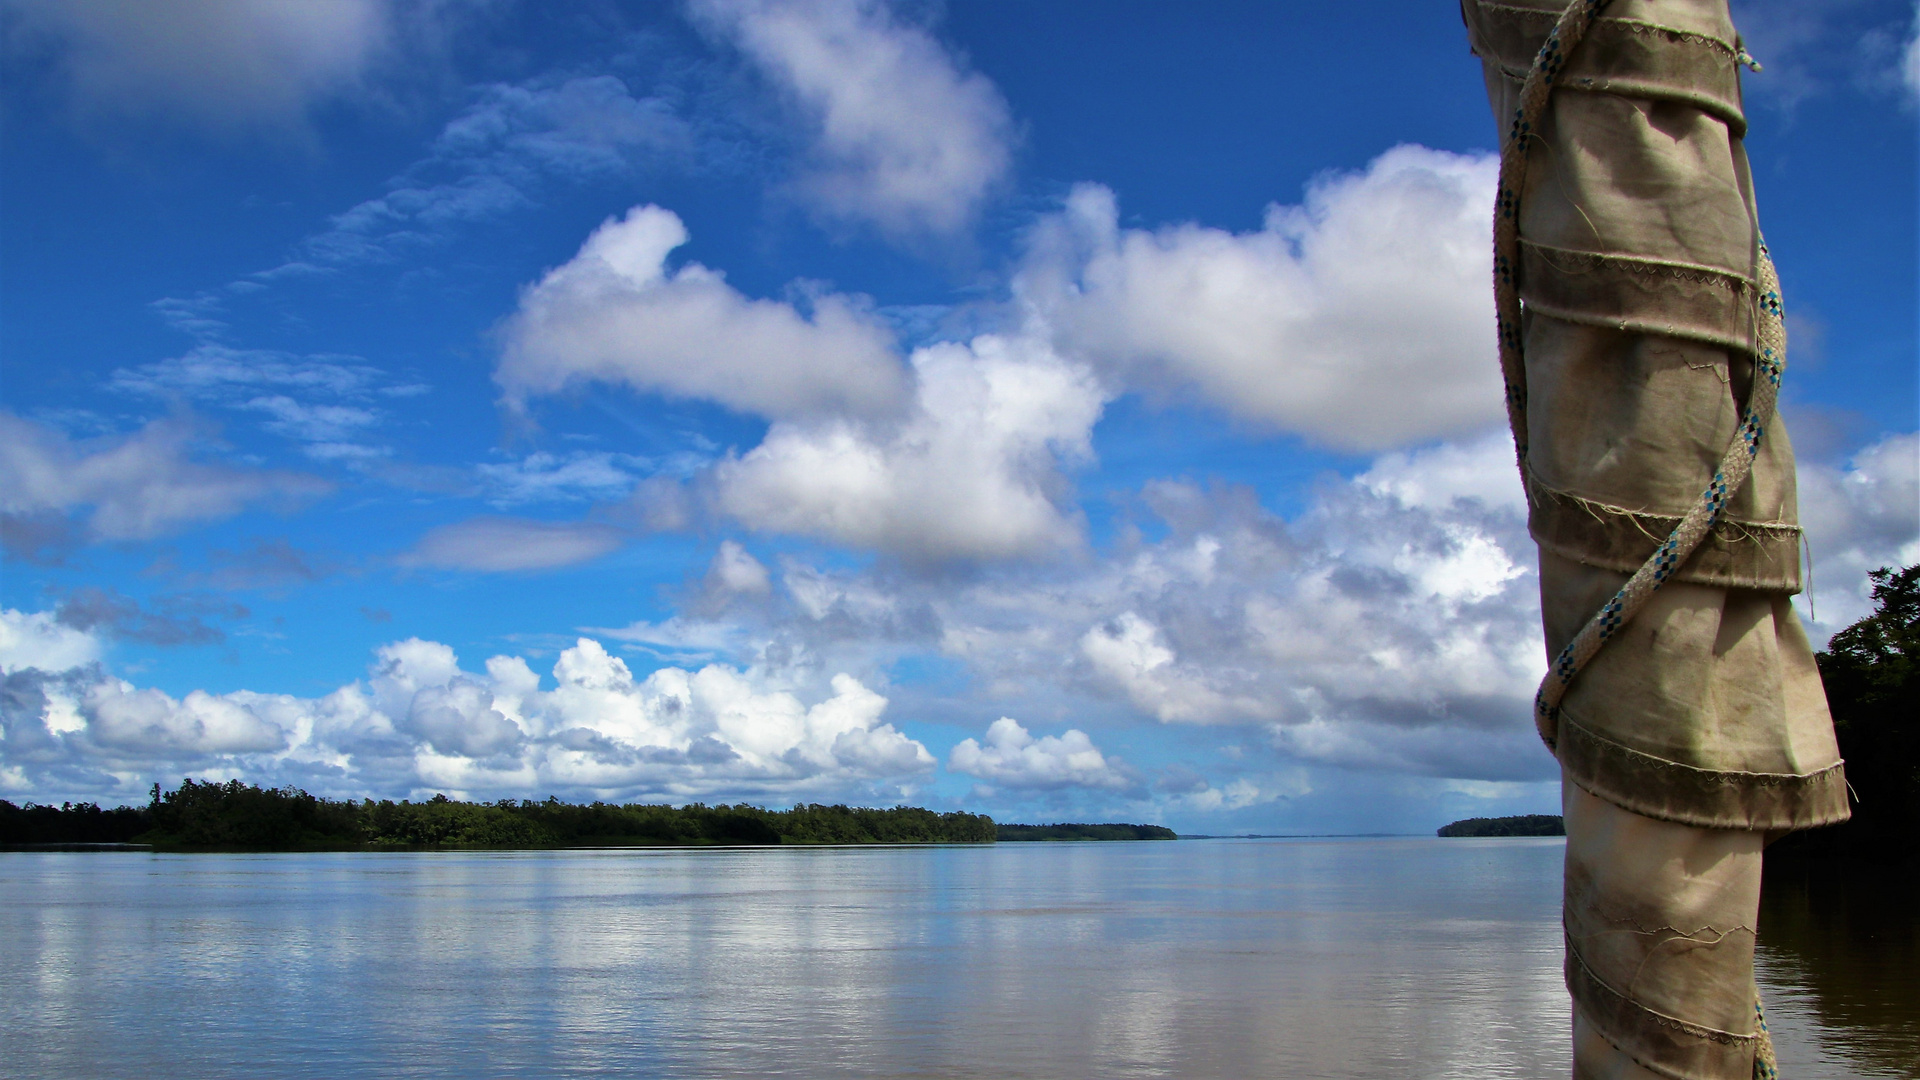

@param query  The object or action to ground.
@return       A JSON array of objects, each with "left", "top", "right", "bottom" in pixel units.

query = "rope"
[
  {"left": 1754, "top": 994, "right": 1779, "bottom": 1079},
  {"left": 1489, "top": 0, "right": 1789, "bottom": 746}
]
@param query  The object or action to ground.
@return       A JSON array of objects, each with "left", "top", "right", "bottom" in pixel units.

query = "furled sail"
[{"left": 1461, "top": 0, "right": 1850, "bottom": 1075}]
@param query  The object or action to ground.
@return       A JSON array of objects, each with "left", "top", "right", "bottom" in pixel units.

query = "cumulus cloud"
[
  {"left": 0, "top": 412, "right": 329, "bottom": 555},
  {"left": 497, "top": 205, "right": 908, "bottom": 420},
  {"left": 948, "top": 717, "right": 1137, "bottom": 793},
  {"left": 498, "top": 206, "right": 1109, "bottom": 560},
  {"left": 698, "top": 429, "right": 1547, "bottom": 781},
  {"left": 0, "top": 622, "right": 934, "bottom": 803},
  {"left": 1080, "top": 611, "right": 1274, "bottom": 724},
  {"left": 3, "top": 0, "right": 396, "bottom": 131},
  {"left": 398, "top": 517, "right": 626, "bottom": 573},
  {"left": 712, "top": 333, "right": 1105, "bottom": 559},
  {"left": 691, "top": 0, "right": 1014, "bottom": 237},
  {"left": 1019, "top": 146, "right": 1501, "bottom": 452},
  {"left": 1797, "top": 430, "right": 1920, "bottom": 637},
  {"left": 708, "top": 540, "right": 772, "bottom": 595},
  {"left": 1, "top": 609, "right": 101, "bottom": 675}
]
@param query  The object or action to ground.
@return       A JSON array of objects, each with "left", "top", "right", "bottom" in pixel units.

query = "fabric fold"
[{"left": 1465, "top": 0, "right": 1850, "bottom": 1075}]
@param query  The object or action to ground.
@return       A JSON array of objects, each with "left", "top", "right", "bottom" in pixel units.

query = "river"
[{"left": 2, "top": 838, "right": 1911, "bottom": 1078}]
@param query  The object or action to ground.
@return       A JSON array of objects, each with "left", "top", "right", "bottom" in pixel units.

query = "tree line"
[
  {"left": 1437, "top": 814, "right": 1565, "bottom": 837},
  {"left": 996, "top": 822, "right": 1176, "bottom": 841},
  {"left": 1, "top": 781, "right": 998, "bottom": 849}
]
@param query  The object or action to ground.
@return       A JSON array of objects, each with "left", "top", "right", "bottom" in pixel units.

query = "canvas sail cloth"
[{"left": 1461, "top": 1, "right": 1850, "bottom": 1076}]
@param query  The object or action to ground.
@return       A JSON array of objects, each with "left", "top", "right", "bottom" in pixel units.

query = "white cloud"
[
  {"left": 1797, "top": 431, "right": 1920, "bottom": 637},
  {"left": 3, "top": 0, "right": 396, "bottom": 131},
  {"left": 497, "top": 205, "right": 908, "bottom": 420},
  {"left": 1358, "top": 428, "right": 1526, "bottom": 514},
  {"left": 0, "top": 609, "right": 103, "bottom": 675},
  {"left": 398, "top": 517, "right": 626, "bottom": 573},
  {"left": 0, "top": 629, "right": 934, "bottom": 802},
  {"left": 84, "top": 679, "right": 288, "bottom": 755},
  {"left": 708, "top": 540, "right": 772, "bottom": 595},
  {"left": 713, "top": 332, "right": 1105, "bottom": 559},
  {"left": 1020, "top": 146, "right": 1501, "bottom": 452},
  {"left": 1080, "top": 612, "right": 1275, "bottom": 724},
  {"left": 0, "top": 411, "right": 329, "bottom": 550},
  {"left": 498, "top": 208, "right": 1109, "bottom": 561},
  {"left": 948, "top": 717, "right": 1136, "bottom": 792},
  {"left": 1181, "top": 777, "right": 1278, "bottom": 813},
  {"left": 1905, "top": 3, "right": 1920, "bottom": 99},
  {"left": 738, "top": 430, "right": 1546, "bottom": 781},
  {"left": 691, "top": 0, "right": 1014, "bottom": 237}
]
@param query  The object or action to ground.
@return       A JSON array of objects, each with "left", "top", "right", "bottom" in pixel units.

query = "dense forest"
[
  {"left": 1771, "top": 564, "right": 1919, "bottom": 864},
  {"left": 1, "top": 781, "right": 997, "bottom": 849},
  {"left": 996, "top": 823, "right": 1177, "bottom": 841},
  {"left": 1437, "top": 814, "right": 1565, "bottom": 837}
]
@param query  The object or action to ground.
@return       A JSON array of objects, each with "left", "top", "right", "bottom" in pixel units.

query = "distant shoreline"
[{"left": 3, "top": 781, "right": 1181, "bottom": 851}]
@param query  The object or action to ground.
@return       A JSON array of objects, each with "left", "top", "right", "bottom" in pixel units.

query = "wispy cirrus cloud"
[
  {"left": 289, "top": 74, "right": 695, "bottom": 269},
  {"left": 112, "top": 344, "right": 424, "bottom": 463}
]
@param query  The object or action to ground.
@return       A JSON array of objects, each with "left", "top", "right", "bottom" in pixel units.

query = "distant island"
[
  {"left": 1437, "top": 814, "right": 1565, "bottom": 837},
  {"left": 2, "top": 780, "right": 1173, "bottom": 850},
  {"left": 996, "top": 823, "right": 1176, "bottom": 841}
]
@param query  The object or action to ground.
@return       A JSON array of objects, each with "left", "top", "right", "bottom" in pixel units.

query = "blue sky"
[{"left": 2, "top": 0, "right": 1915, "bottom": 832}]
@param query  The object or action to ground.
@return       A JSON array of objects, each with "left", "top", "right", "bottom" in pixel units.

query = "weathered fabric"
[
  {"left": 1464, "top": 1, "right": 1850, "bottom": 1076},
  {"left": 1564, "top": 777, "right": 1764, "bottom": 1079},
  {"left": 1463, "top": 0, "right": 1846, "bottom": 829}
]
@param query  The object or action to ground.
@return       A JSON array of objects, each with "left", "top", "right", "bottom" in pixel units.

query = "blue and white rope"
[{"left": 1489, "top": 0, "right": 1789, "bottom": 749}]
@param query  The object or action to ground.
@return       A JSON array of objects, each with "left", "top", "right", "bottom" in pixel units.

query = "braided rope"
[
  {"left": 1754, "top": 994, "right": 1779, "bottom": 1079},
  {"left": 1490, "top": 0, "right": 1789, "bottom": 745}
]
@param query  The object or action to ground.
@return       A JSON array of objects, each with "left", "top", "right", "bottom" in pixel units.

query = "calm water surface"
[{"left": 2, "top": 838, "right": 1911, "bottom": 1079}]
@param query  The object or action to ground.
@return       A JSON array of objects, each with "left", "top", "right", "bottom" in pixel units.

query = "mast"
[{"left": 1462, "top": 1, "right": 1850, "bottom": 1075}]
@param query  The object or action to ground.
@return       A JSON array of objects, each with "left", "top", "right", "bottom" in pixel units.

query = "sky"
[{"left": 1, "top": 0, "right": 1915, "bottom": 833}]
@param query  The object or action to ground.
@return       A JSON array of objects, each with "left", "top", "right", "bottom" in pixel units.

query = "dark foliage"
[
  {"left": 3, "top": 781, "right": 1000, "bottom": 850},
  {"left": 1772, "top": 564, "right": 1920, "bottom": 863},
  {"left": 149, "top": 779, "right": 368, "bottom": 848},
  {"left": 1436, "top": 814, "right": 1565, "bottom": 837},
  {"left": 0, "top": 799, "right": 151, "bottom": 844},
  {"left": 996, "top": 822, "right": 1177, "bottom": 841}
]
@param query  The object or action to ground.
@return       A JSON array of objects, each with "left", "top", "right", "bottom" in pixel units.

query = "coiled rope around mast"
[
  {"left": 1491, "top": 0, "right": 1789, "bottom": 747},
  {"left": 1494, "top": 4, "right": 1787, "bottom": 1075}
]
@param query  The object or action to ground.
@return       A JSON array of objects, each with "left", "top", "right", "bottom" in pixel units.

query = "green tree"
[{"left": 1779, "top": 564, "right": 1919, "bottom": 860}]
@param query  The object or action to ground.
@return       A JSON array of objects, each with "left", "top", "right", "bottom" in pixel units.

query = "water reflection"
[
  {"left": 0, "top": 839, "right": 1901, "bottom": 1079},
  {"left": 1757, "top": 860, "right": 1920, "bottom": 1079}
]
